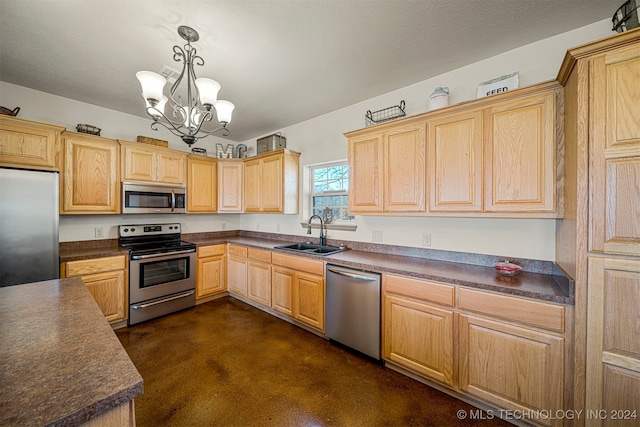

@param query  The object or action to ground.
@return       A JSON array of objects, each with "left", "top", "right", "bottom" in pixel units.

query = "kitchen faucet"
[{"left": 307, "top": 215, "right": 326, "bottom": 246}]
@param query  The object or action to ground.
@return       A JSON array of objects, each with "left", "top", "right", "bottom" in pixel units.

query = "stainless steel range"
[{"left": 119, "top": 223, "right": 196, "bottom": 326}]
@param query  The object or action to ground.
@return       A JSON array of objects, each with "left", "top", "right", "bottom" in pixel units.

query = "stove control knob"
[
  {"left": 131, "top": 228, "right": 136, "bottom": 232},
  {"left": 123, "top": 228, "right": 129, "bottom": 233},
  {"left": 168, "top": 226, "right": 173, "bottom": 230}
]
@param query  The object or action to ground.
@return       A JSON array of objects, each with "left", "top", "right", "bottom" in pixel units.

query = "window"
[{"left": 310, "top": 161, "right": 354, "bottom": 222}]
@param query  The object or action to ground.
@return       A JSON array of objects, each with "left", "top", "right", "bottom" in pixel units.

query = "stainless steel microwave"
[{"left": 122, "top": 183, "right": 186, "bottom": 214}]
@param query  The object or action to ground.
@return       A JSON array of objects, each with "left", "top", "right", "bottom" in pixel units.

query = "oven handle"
[
  {"left": 131, "top": 290, "right": 195, "bottom": 310},
  {"left": 131, "top": 248, "right": 196, "bottom": 260}
]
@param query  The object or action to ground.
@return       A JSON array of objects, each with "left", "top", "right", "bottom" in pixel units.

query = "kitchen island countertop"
[{"left": 0, "top": 277, "right": 143, "bottom": 426}]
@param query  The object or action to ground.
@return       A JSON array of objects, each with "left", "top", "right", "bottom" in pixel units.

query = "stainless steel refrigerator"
[{"left": 0, "top": 167, "right": 59, "bottom": 287}]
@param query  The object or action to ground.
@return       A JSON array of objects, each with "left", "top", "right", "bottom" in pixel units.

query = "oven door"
[{"left": 129, "top": 250, "right": 196, "bottom": 304}]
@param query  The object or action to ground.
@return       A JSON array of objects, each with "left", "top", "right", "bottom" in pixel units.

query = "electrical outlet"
[
  {"left": 372, "top": 230, "right": 383, "bottom": 242},
  {"left": 422, "top": 233, "right": 431, "bottom": 246},
  {"left": 221, "top": 223, "right": 226, "bottom": 231},
  {"left": 276, "top": 224, "right": 280, "bottom": 232},
  {"left": 94, "top": 227, "right": 104, "bottom": 238}
]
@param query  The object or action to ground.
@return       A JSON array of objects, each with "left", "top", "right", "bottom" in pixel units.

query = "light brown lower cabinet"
[
  {"left": 271, "top": 253, "right": 325, "bottom": 332},
  {"left": 61, "top": 255, "right": 127, "bottom": 324},
  {"left": 271, "top": 266, "right": 294, "bottom": 317},
  {"left": 458, "top": 314, "right": 564, "bottom": 427},
  {"left": 196, "top": 245, "right": 226, "bottom": 300},
  {"left": 382, "top": 273, "right": 568, "bottom": 426},
  {"left": 247, "top": 248, "right": 272, "bottom": 307},
  {"left": 586, "top": 257, "right": 640, "bottom": 427},
  {"left": 227, "top": 246, "right": 248, "bottom": 297},
  {"left": 383, "top": 274, "right": 455, "bottom": 386}
]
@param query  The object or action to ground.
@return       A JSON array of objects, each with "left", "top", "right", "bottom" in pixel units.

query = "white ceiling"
[{"left": 0, "top": 0, "right": 620, "bottom": 142}]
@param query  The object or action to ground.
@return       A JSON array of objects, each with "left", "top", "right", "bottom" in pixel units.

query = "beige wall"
[{"left": 0, "top": 19, "right": 612, "bottom": 260}]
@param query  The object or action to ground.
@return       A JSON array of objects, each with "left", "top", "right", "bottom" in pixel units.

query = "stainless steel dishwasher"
[{"left": 325, "top": 264, "right": 381, "bottom": 360}]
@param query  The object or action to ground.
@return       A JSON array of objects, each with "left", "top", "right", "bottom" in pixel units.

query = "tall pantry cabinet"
[{"left": 557, "top": 28, "right": 640, "bottom": 425}]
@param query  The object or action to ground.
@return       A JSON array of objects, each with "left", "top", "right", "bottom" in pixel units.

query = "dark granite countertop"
[
  {"left": 184, "top": 234, "right": 574, "bottom": 305},
  {"left": 0, "top": 277, "right": 143, "bottom": 426},
  {"left": 59, "top": 239, "right": 128, "bottom": 263},
  {"left": 58, "top": 232, "right": 572, "bottom": 305}
]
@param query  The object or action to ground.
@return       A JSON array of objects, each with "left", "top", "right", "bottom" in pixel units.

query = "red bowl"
[{"left": 494, "top": 260, "right": 522, "bottom": 276}]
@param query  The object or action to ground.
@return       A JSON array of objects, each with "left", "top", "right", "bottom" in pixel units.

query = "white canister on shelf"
[{"left": 429, "top": 87, "right": 449, "bottom": 110}]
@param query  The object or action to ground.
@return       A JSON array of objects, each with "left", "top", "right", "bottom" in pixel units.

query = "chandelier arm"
[
  {"left": 146, "top": 106, "right": 193, "bottom": 137},
  {"left": 150, "top": 119, "right": 189, "bottom": 139},
  {"left": 146, "top": 105, "right": 186, "bottom": 130},
  {"left": 169, "top": 45, "right": 187, "bottom": 105}
]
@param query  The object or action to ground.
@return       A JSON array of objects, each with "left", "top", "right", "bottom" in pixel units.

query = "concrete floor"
[{"left": 116, "top": 297, "right": 510, "bottom": 427}]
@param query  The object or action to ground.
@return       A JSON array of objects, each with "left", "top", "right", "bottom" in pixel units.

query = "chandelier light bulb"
[
  {"left": 195, "top": 78, "right": 221, "bottom": 108},
  {"left": 214, "top": 100, "right": 235, "bottom": 124},
  {"left": 136, "top": 71, "right": 166, "bottom": 103}
]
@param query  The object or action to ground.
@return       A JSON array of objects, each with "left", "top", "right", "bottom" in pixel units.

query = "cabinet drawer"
[
  {"left": 228, "top": 245, "right": 247, "bottom": 257},
  {"left": 271, "top": 253, "right": 324, "bottom": 276},
  {"left": 458, "top": 288, "right": 565, "bottom": 333},
  {"left": 65, "top": 255, "right": 126, "bottom": 277},
  {"left": 198, "top": 244, "right": 225, "bottom": 258},
  {"left": 248, "top": 248, "right": 271, "bottom": 263},
  {"left": 383, "top": 273, "right": 455, "bottom": 307}
]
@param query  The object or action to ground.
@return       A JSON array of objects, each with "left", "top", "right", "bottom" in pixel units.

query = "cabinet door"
[
  {"left": 261, "top": 154, "right": 283, "bottom": 212},
  {"left": 295, "top": 272, "right": 324, "bottom": 331},
  {"left": 484, "top": 91, "right": 556, "bottom": 213},
  {"left": 62, "top": 134, "right": 119, "bottom": 214},
  {"left": 348, "top": 133, "right": 384, "bottom": 213},
  {"left": 82, "top": 270, "right": 126, "bottom": 323},
  {"left": 459, "top": 314, "right": 564, "bottom": 426},
  {"left": 383, "top": 294, "right": 454, "bottom": 385},
  {"left": 384, "top": 124, "right": 426, "bottom": 212},
  {"left": 227, "top": 255, "right": 247, "bottom": 296},
  {"left": 590, "top": 45, "right": 640, "bottom": 256},
  {"left": 0, "top": 117, "right": 61, "bottom": 170},
  {"left": 428, "top": 110, "right": 483, "bottom": 212},
  {"left": 122, "top": 145, "right": 155, "bottom": 182},
  {"left": 271, "top": 266, "right": 294, "bottom": 316},
  {"left": 247, "top": 260, "right": 271, "bottom": 307},
  {"left": 157, "top": 151, "right": 186, "bottom": 184},
  {"left": 218, "top": 160, "right": 244, "bottom": 212},
  {"left": 196, "top": 255, "right": 226, "bottom": 298},
  {"left": 187, "top": 157, "right": 217, "bottom": 213},
  {"left": 586, "top": 257, "right": 640, "bottom": 426},
  {"left": 243, "top": 158, "right": 262, "bottom": 212}
]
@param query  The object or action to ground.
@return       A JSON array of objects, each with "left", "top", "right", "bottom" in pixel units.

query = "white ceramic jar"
[{"left": 429, "top": 87, "right": 449, "bottom": 110}]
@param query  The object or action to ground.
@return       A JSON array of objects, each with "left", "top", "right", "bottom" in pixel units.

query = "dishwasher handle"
[{"left": 327, "top": 267, "right": 377, "bottom": 281}]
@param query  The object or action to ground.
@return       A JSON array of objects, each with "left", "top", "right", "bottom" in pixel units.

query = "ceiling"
[{"left": 0, "top": 0, "right": 620, "bottom": 142}]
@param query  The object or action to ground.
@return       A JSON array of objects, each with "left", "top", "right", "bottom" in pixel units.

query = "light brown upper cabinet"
[
  {"left": 428, "top": 110, "right": 483, "bottom": 212},
  {"left": 119, "top": 140, "right": 186, "bottom": 185},
  {"left": 61, "top": 132, "right": 119, "bottom": 214},
  {"left": 187, "top": 154, "right": 217, "bottom": 213},
  {"left": 0, "top": 116, "right": 63, "bottom": 171},
  {"left": 217, "top": 159, "right": 244, "bottom": 213},
  {"left": 348, "top": 122, "right": 426, "bottom": 214},
  {"left": 484, "top": 90, "right": 557, "bottom": 213},
  {"left": 243, "top": 149, "right": 300, "bottom": 214},
  {"left": 589, "top": 43, "right": 640, "bottom": 257},
  {"left": 346, "top": 81, "right": 562, "bottom": 217}
]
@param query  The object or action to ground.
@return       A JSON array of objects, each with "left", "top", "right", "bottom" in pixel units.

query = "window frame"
[{"left": 307, "top": 160, "right": 355, "bottom": 228}]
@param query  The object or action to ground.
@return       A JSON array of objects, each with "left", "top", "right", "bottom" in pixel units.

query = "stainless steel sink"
[{"left": 274, "top": 243, "right": 346, "bottom": 256}]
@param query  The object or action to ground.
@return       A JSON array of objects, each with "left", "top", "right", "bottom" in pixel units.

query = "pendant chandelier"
[{"left": 136, "top": 26, "right": 235, "bottom": 146}]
